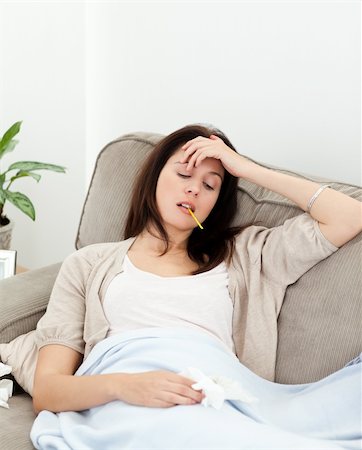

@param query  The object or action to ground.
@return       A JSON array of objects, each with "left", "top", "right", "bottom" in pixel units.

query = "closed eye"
[{"left": 177, "top": 173, "right": 215, "bottom": 190}]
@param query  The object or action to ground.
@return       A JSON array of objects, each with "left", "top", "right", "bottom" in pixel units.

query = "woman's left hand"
[{"left": 180, "top": 135, "right": 251, "bottom": 177}]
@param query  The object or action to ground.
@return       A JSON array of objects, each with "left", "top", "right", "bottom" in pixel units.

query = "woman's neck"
[{"left": 134, "top": 227, "right": 190, "bottom": 256}]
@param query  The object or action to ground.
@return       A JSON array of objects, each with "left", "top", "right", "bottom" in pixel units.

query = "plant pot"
[{"left": 0, "top": 221, "right": 14, "bottom": 250}]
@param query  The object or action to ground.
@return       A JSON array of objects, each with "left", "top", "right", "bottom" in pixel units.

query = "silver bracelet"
[{"left": 307, "top": 184, "right": 331, "bottom": 213}]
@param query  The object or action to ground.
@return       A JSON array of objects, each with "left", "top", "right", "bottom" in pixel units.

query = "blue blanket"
[{"left": 31, "top": 327, "right": 361, "bottom": 450}]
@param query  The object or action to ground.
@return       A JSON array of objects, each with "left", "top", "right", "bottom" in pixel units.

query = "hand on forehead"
[{"left": 172, "top": 148, "right": 224, "bottom": 176}]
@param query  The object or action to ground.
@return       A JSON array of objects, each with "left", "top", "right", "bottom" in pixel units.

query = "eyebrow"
[{"left": 174, "top": 162, "right": 224, "bottom": 181}]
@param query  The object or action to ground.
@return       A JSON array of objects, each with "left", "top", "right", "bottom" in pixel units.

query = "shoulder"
[
  {"left": 230, "top": 213, "right": 338, "bottom": 287},
  {"left": 61, "top": 238, "right": 135, "bottom": 274},
  {"left": 233, "top": 213, "right": 337, "bottom": 261}
]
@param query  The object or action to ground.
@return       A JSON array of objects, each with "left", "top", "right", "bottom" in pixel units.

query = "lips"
[{"left": 176, "top": 201, "right": 195, "bottom": 212}]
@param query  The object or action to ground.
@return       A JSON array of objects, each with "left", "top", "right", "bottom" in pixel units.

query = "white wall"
[
  {"left": 86, "top": 0, "right": 360, "bottom": 185},
  {"left": 0, "top": 1, "right": 360, "bottom": 270},
  {"left": 0, "top": 1, "right": 86, "bottom": 269}
]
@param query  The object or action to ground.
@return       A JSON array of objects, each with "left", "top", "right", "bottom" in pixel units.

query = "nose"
[{"left": 185, "top": 182, "right": 200, "bottom": 197}]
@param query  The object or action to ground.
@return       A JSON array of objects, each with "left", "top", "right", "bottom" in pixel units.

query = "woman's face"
[{"left": 155, "top": 148, "right": 224, "bottom": 234}]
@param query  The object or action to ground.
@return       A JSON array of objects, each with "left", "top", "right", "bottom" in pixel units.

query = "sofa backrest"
[
  {"left": 76, "top": 132, "right": 362, "bottom": 383},
  {"left": 76, "top": 133, "right": 163, "bottom": 249}
]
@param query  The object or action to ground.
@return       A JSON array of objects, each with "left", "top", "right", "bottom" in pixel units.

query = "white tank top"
[{"left": 103, "top": 255, "right": 235, "bottom": 353}]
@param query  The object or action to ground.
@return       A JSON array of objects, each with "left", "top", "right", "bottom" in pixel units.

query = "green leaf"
[
  {"left": 10, "top": 170, "right": 41, "bottom": 183},
  {"left": 4, "top": 190, "right": 35, "bottom": 220},
  {"left": 0, "top": 121, "right": 22, "bottom": 149},
  {"left": 0, "top": 139, "right": 19, "bottom": 159},
  {"left": 0, "top": 173, "right": 5, "bottom": 186},
  {"left": 7, "top": 161, "right": 66, "bottom": 173}
]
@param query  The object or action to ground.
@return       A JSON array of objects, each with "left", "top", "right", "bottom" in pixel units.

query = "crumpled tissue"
[
  {"left": 179, "top": 367, "right": 259, "bottom": 410},
  {"left": 0, "top": 362, "right": 13, "bottom": 409}
]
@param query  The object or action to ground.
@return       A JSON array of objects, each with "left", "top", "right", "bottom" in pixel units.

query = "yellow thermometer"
[{"left": 187, "top": 207, "right": 204, "bottom": 230}]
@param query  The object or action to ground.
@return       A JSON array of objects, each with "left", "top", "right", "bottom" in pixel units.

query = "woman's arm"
[
  {"left": 236, "top": 162, "right": 362, "bottom": 248},
  {"left": 33, "top": 344, "right": 203, "bottom": 414},
  {"left": 33, "top": 345, "right": 114, "bottom": 413},
  {"left": 181, "top": 135, "right": 362, "bottom": 248}
]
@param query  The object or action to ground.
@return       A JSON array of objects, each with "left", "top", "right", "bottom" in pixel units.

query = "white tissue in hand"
[
  {"left": 191, "top": 370, "right": 225, "bottom": 409},
  {"left": 0, "top": 363, "right": 13, "bottom": 409},
  {"left": 180, "top": 367, "right": 258, "bottom": 410},
  {"left": 0, "top": 363, "right": 12, "bottom": 377},
  {"left": 211, "top": 375, "right": 259, "bottom": 404},
  {"left": 0, "top": 379, "right": 13, "bottom": 409}
]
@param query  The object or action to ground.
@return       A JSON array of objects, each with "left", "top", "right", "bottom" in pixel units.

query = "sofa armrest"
[{"left": 0, "top": 263, "right": 62, "bottom": 343}]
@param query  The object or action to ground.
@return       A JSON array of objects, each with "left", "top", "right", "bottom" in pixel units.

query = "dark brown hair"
[{"left": 124, "top": 124, "right": 245, "bottom": 274}]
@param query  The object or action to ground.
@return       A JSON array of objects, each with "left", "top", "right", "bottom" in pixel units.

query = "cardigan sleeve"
[
  {"left": 238, "top": 212, "right": 339, "bottom": 288},
  {"left": 35, "top": 248, "right": 94, "bottom": 354}
]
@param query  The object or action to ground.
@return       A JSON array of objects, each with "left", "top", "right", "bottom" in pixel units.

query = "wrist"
[{"left": 105, "top": 372, "right": 131, "bottom": 402}]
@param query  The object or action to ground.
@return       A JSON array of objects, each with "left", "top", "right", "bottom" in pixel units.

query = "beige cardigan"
[{"left": 36, "top": 213, "right": 337, "bottom": 381}]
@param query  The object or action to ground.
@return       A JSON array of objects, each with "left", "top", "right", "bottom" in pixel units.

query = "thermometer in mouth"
[{"left": 187, "top": 207, "right": 204, "bottom": 230}]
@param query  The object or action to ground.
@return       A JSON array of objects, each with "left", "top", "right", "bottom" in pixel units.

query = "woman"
[{"left": 31, "top": 124, "right": 362, "bottom": 449}]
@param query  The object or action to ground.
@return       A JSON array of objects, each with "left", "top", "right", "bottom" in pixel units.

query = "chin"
[{"left": 163, "top": 220, "right": 194, "bottom": 234}]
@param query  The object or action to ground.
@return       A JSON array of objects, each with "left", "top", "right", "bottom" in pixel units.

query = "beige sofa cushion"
[
  {"left": 276, "top": 231, "right": 362, "bottom": 383},
  {"left": 0, "top": 264, "right": 61, "bottom": 344},
  {"left": 0, "top": 330, "right": 37, "bottom": 395},
  {"left": 76, "top": 132, "right": 163, "bottom": 249},
  {"left": 0, "top": 393, "right": 35, "bottom": 450}
]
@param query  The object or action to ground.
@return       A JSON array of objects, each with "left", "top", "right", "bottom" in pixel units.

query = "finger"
[
  {"left": 187, "top": 145, "right": 217, "bottom": 170},
  {"left": 181, "top": 138, "right": 213, "bottom": 157},
  {"left": 181, "top": 136, "right": 207, "bottom": 150},
  {"left": 181, "top": 142, "right": 207, "bottom": 160},
  {"left": 168, "top": 382, "right": 204, "bottom": 403},
  {"left": 163, "top": 392, "right": 198, "bottom": 406},
  {"left": 180, "top": 147, "right": 198, "bottom": 165},
  {"left": 186, "top": 149, "right": 204, "bottom": 171},
  {"left": 179, "top": 153, "right": 190, "bottom": 164},
  {"left": 194, "top": 152, "right": 209, "bottom": 168},
  {"left": 151, "top": 399, "right": 175, "bottom": 408},
  {"left": 182, "top": 141, "right": 214, "bottom": 166},
  {"left": 168, "top": 372, "right": 201, "bottom": 391},
  {"left": 167, "top": 374, "right": 198, "bottom": 388},
  {"left": 167, "top": 376, "right": 207, "bottom": 401},
  {"left": 181, "top": 138, "right": 200, "bottom": 152}
]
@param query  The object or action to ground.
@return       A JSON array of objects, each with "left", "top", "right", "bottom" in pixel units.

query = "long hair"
[{"left": 124, "top": 124, "right": 245, "bottom": 274}]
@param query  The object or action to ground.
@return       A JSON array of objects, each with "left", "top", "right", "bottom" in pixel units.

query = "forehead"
[{"left": 168, "top": 148, "right": 224, "bottom": 175}]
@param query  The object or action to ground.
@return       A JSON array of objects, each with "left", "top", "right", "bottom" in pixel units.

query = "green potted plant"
[{"left": 0, "top": 121, "right": 66, "bottom": 249}]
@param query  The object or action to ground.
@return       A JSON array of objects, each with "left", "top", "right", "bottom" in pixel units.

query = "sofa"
[{"left": 0, "top": 132, "right": 361, "bottom": 450}]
